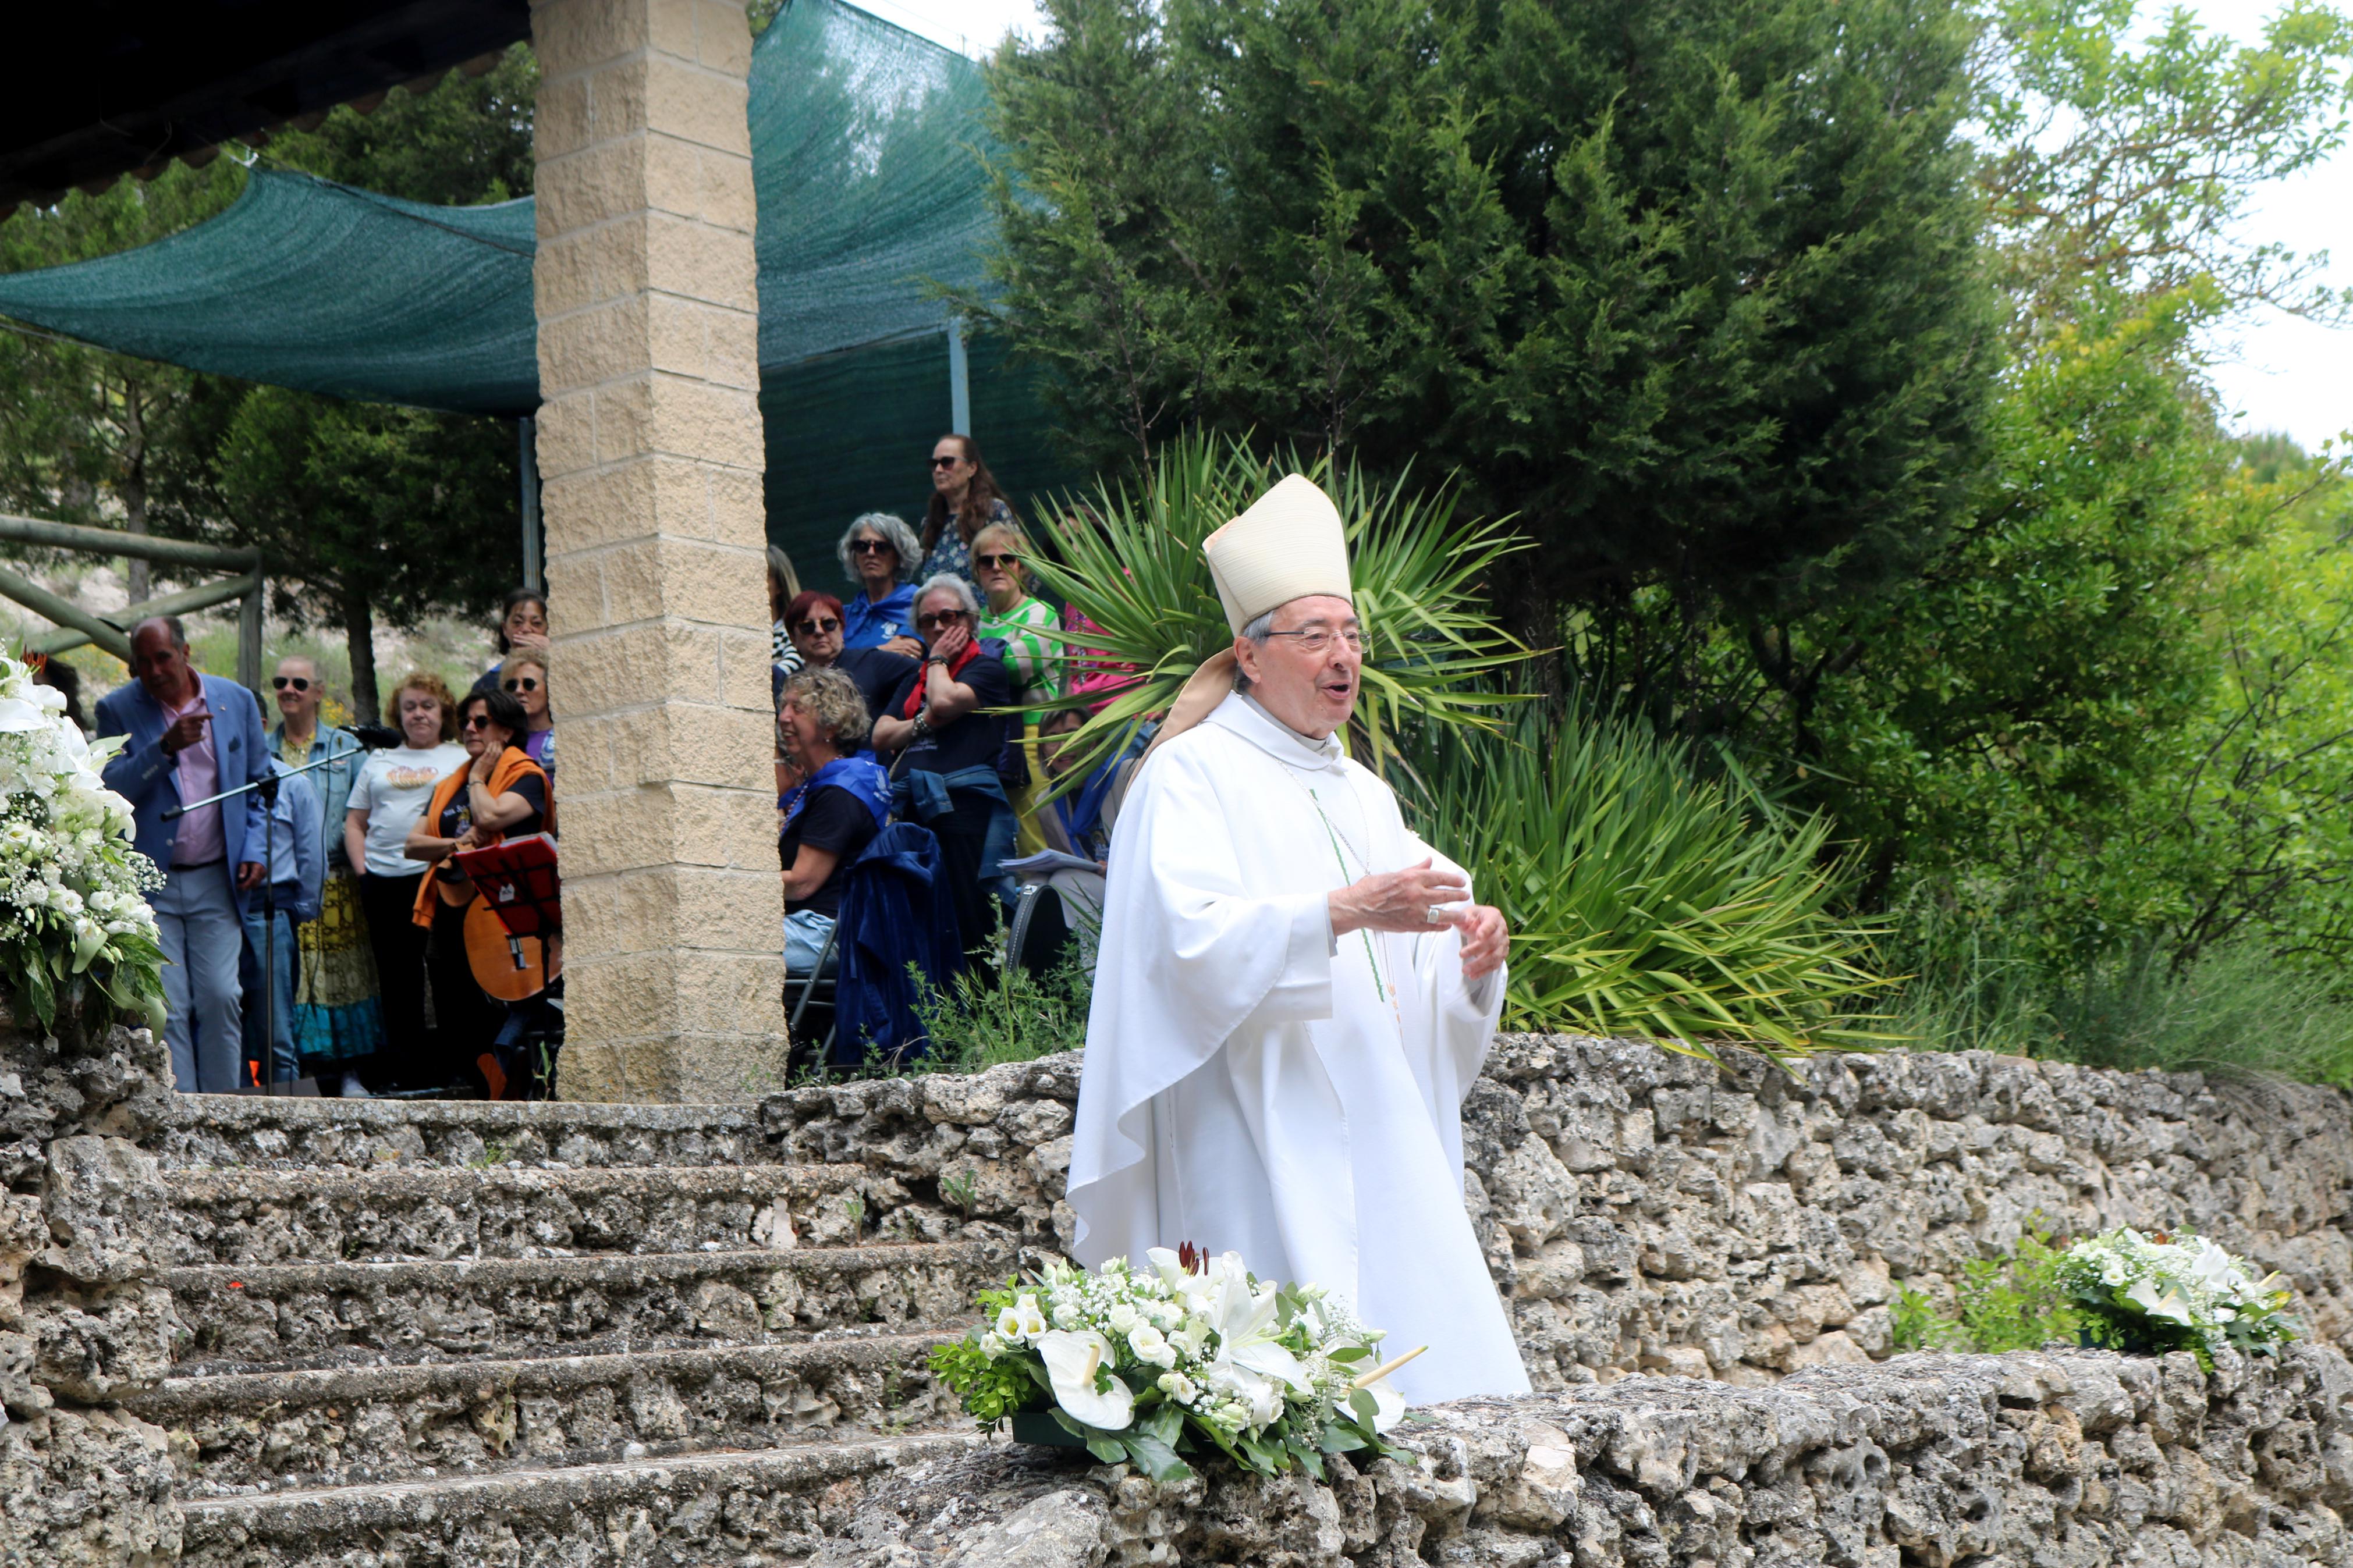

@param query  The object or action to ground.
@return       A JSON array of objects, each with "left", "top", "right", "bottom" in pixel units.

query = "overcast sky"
[{"left": 886, "top": 0, "right": 2349, "bottom": 454}]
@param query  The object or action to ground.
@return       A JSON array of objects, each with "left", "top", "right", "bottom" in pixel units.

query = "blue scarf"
[{"left": 781, "top": 754, "right": 893, "bottom": 831}]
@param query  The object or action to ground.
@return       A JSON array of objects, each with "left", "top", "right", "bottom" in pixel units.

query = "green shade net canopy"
[{"left": 0, "top": 0, "right": 1085, "bottom": 569}]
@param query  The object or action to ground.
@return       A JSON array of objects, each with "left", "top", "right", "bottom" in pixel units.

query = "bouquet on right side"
[{"left": 2055, "top": 1227, "right": 2299, "bottom": 1367}]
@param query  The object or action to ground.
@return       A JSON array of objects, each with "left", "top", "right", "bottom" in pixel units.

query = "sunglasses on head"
[
  {"left": 850, "top": 539, "right": 893, "bottom": 555},
  {"left": 793, "top": 617, "right": 843, "bottom": 635},
  {"left": 502, "top": 676, "right": 541, "bottom": 693},
  {"left": 974, "top": 552, "right": 1019, "bottom": 571},
  {"left": 916, "top": 610, "right": 969, "bottom": 630},
  {"left": 271, "top": 675, "right": 311, "bottom": 692},
  {"left": 930, "top": 454, "right": 963, "bottom": 469}
]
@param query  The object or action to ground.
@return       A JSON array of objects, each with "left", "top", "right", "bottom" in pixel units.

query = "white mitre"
[
  {"left": 1150, "top": 474, "right": 1355, "bottom": 754},
  {"left": 1204, "top": 473, "right": 1353, "bottom": 634}
]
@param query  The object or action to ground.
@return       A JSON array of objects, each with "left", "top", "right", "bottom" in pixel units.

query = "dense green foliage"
[
  {"left": 1409, "top": 705, "right": 1893, "bottom": 1059},
  {"left": 978, "top": 0, "right": 1998, "bottom": 639},
  {"left": 0, "top": 51, "right": 536, "bottom": 710},
  {"left": 1027, "top": 433, "right": 1528, "bottom": 784},
  {"left": 989, "top": 0, "right": 2353, "bottom": 1078}
]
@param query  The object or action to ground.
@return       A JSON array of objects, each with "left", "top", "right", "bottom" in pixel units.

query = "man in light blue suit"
[{"left": 94, "top": 618, "right": 272, "bottom": 1093}]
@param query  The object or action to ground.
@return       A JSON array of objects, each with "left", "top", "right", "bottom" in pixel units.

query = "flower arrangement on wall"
[
  {"left": 0, "top": 653, "right": 163, "bottom": 1030},
  {"left": 931, "top": 1246, "right": 1414, "bottom": 1481}
]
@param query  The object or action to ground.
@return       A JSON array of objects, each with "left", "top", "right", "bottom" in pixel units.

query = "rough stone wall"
[
  {"left": 817, "top": 1344, "right": 2353, "bottom": 1568},
  {"left": 756, "top": 1039, "right": 2353, "bottom": 1386},
  {"left": 0, "top": 1004, "right": 182, "bottom": 1567}
]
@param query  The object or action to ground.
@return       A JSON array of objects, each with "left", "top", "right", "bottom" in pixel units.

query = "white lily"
[
  {"left": 1200, "top": 1261, "right": 1313, "bottom": 1393},
  {"left": 1035, "top": 1329, "right": 1135, "bottom": 1431}
]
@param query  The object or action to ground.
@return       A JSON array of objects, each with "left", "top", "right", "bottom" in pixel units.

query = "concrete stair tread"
[
  {"left": 166, "top": 1162, "right": 862, "bottom": 1200},
  {"left": 135, "top": 1327, "right": 963, "bottom": 1416},
  {"left": 159, "top": 1094, "right": 776, "bottom": 1173},
  {"left": 163, "top": 1239, "right": 1015, "bottom": 1371},
  {"left": 162, "top": 1236, "right": 1002, "bottom": 1290},
  {"left": 176, "top": 1431, "right": 985, "bottom": 1548}
]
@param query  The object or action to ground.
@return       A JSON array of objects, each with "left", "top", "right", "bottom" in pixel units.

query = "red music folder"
[{"left": 449, "top": 833, "right": 562, "bottom": 939}]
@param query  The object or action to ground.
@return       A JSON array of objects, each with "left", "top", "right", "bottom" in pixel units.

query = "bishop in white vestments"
[{"left": 1067, "top": 474, "right": 1533, "bottom": 1406}]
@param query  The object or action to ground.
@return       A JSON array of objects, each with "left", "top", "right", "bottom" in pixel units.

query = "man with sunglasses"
[{"left": 95, "top": 618, "right": 275, "bottom": 1092}]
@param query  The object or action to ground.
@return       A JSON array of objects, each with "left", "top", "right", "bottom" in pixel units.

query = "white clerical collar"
[{"left": 1208, "top": 691, "right": 1343, "bottom": 770}]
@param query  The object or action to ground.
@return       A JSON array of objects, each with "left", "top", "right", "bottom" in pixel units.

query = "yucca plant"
[
  {"left": 1024, "top": 432, "right": 1530, "bottom": 787},
  {"left": 1408, "top": 702, "right": 1898, "bottom": 1063}
]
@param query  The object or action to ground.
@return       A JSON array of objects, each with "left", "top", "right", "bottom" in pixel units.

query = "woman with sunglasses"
[
  {"left": 971, "top": 522, "right": 1062, "bottom": 857},
  {"left": 836, "top": 513, "right": 924, "bottom": 656},
  {"left": 918, "top": 434, "right": 1016, "bottom": 588},
  {"left": 267, "top": 655, "right": 384, "bottom": 1096},
  {"left": 874, "top": 575, "right": 1017, "bottom": 970},
  {"left": 406, "top": 689, "right": 552, "bottom": 1092},
  {"left": 782, "top": 590, "right": 918, "bottom": 720},
  {"left": 501, "top": 651, "right": 556, "bottom": 796},
  {"left": 471, "top": 587, "right": 551, "bottom": 696}
]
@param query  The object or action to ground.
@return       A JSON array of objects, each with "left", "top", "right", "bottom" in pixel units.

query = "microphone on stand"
[{"left": 345, "top": 724, "right": 403, "bottom": 749}]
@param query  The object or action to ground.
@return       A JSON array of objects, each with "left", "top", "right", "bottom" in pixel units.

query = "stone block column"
[{"left": 531, "top": 0, "right": 784, "bottom": 1101}]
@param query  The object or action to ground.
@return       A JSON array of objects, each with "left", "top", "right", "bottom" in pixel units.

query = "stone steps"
[
  {"left": 176, "top": 1432, "right": 985, "bottom": 1566},
  {"left": 164, "top": 1239, "right": 1017, "bottom": 1370},
  {"left": 158, "top": 1092, "right": 777, "bottom": 1172},
  {"left": 132, "top": 1329, "right": 962, "bottom": 1496},
  {"left": 161, "top": 1162, "right": 928, "bottom": 1266},
  {"left": 146, "top": 1091, "right": 1008, "bottom": 1553}
]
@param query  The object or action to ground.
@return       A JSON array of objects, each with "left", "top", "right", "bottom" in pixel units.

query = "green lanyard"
[{"left": 1303, "top": 780, "right": 1406, "bottom": 1040}]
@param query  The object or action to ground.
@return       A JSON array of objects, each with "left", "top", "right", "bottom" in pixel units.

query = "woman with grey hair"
[
  {"left": 837, "top": 513, "right": 924, "bottom": 657},
  {"left": 874, "top": 574, "right": 1016, "bottom": 970},
  {"left": 778, "top": 666, "right": 892, "bottom": 975}
]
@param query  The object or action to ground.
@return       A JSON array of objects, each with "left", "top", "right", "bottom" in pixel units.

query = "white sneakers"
[{"left": 339, "top": 1072, "right": 372, "bottom": 1099}]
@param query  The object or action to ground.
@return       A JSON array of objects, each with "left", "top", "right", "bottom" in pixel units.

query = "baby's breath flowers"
[
  {"left": 0, "top": 654, "right": 164, "bottom": 1029},
  {"left": 931, "top": 1248, "right": 1411, "bottom": 1481}
]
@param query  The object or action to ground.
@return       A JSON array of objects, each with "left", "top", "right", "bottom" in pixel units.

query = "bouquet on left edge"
[
  {"left": 930, "top": 1248, "right": 1412, "bottom": 1482},
  {"left": 0, "top": 653, "right": 164, "bottom": 1030}
]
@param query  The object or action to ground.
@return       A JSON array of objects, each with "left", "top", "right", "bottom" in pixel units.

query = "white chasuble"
[{"left": 1068, "top": 692, "right": 1531, "bottom": 1405}]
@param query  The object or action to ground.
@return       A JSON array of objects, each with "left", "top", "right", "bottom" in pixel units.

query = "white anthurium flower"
[
  {"left": 2124, "top": 1277, "right": 2196, "bottom": 1326},
  {"left": 0, "top": 695, "right": 48, "bottom": 733},
  {"left": 1356, "top": 1377, "right": 1406, "bottom": 1434},
  {"left": 1035, "top": 1329, "right": 1134, "bottom": 1432}
]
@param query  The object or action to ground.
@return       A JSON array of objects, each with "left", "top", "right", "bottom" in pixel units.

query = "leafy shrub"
[
  {"left": 908, "top": 939, "right": 1094, "bottom": 1074},
  {"left": 1408, "top": 703, "right": 1896, "bottom": 1062},
  {"left": 1024, "top": 431, "right": 1528, "bottom": 789},
  {"left": 1896, "top": 898, "right": 2353, "bottom": 1086},
  {"left": 1889, "top": 1226, "right": 2077, "bottom": 1354}
]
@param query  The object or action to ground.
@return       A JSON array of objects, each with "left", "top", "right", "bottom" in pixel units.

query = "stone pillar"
[{"left": 531, "top": 0, "right": 784, "bottom": 1101}]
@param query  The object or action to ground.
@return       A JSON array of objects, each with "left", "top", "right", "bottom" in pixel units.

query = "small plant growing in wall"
[{"left": 939, "top": 1170, "right": 981, "bottom": 1224}]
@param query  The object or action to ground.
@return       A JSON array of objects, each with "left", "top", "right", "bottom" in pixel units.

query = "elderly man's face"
[
  {"left": 130, "top": 623, "right": 194, "bottom": 705},
  {"left": 1233, "top": 595, "right": 1361, "bottom": 740}
]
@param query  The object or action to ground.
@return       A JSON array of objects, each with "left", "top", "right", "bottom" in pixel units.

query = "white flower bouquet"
[
  {"left": 2055, "top": 1226, "right": 2299, "bottom": 1367},
  {"left": 929, "top": 1246, "right": 1413, "bottom": 1481},
  {"left": 0, "top": 653, "right": 164, "bottom": 1030}
]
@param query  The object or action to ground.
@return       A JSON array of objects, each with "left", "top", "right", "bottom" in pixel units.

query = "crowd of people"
[
  {"left": 769, "top": 433, "right": 1144, "bottom": 1058},
  {"left": 93, "top": 430, "right": 1141, "bottom": 1093},
  {"left": 94, "top": 590, "right": 564, "bottom": 1098}
]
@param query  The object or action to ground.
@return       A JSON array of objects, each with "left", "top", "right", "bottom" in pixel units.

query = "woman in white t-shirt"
[{"left": 343, "top": 672, "right": 468, "bottom": 1087}]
